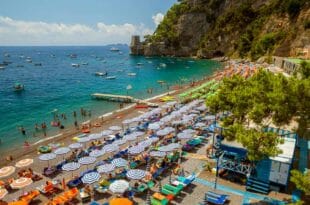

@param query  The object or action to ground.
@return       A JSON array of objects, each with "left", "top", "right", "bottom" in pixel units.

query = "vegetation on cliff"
[{"left": 146, "top": 0, "right": 309, "bottom": 59}]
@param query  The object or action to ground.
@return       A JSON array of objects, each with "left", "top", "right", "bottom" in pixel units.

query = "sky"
[{"left": 0, "top": 0, "right": 176, "bottom": 46}]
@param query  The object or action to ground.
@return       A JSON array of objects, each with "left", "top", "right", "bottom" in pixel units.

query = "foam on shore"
[{"left": 32, "top": 133, "right": 63, "bottom": 145}]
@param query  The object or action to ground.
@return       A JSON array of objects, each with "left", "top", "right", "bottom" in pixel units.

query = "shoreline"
[{"left": 0, "top": 76, "right": 211, "bottom": 167}]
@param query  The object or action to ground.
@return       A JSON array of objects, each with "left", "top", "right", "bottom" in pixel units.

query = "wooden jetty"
[{"left": 91, "top": 93, "right": 136, "bottom": 103}]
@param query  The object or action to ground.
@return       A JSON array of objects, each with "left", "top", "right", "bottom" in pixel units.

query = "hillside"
[{"left": 131, "top": 0, "right": 310, "bottom": 60}]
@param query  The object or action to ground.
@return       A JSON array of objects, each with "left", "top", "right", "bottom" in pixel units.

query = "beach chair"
[
  {"left": 151, "top": 193, "right": 169, "bottom": 205},
  {"left": 161, "top": 184, "right": 183, "bottom": 196},
  {"left": 176, "top": 174, "right": 195, "bottom": 186},
  {"left": 205, "top": 191, "right": 229, "bottom": 205}
]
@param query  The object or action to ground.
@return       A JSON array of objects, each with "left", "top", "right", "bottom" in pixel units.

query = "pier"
[{"left": 91, "top": 93, "right": 136, "bottom": 103}]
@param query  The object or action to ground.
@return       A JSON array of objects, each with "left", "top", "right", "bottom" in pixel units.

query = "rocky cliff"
[{"left": 131, "top": 0, "right": 310, "bottom": 60}]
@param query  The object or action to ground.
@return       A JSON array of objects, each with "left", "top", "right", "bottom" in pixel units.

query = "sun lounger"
[
  {"left": 151, "top": 193, "right": 169, "bottom": 205},
  {"left": 20, "top": 190, "right": 40, "bottom": 202},
  {"left": 205, "top": 191, "right": 229, "bottom": 205},
  {"left": 161, "top": 184, "right": 183, "bottom": 196},
  {"left": 177, "top": 174, "right": 195, "bottom": 186}
]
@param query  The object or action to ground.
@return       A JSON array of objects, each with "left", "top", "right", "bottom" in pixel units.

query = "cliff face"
[{"left": 131, "top": 0, "right": 310, "bottom": 60}]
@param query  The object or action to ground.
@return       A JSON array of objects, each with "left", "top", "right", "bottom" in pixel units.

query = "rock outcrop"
[{"left": 130, "top": 0, "right": 310, "bottom": 60}]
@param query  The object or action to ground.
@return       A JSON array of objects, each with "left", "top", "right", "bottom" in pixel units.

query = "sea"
[{"left": 0, "top": 45, "right": 221, "bottom": 153}]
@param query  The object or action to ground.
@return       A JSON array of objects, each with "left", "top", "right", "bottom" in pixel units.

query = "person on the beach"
[
  {"left": 73, "top": 111, "right": 77, "bottom": 118},
  {"left": 34, "top": 124, "right": 39, "bottom": 131},
  {"left": 80, "top": 108, "right": 84, "bottom": 116},
  {"left": 42, "top": 122, "right": 47, "bottom": 136},
  {"left": 74, "top": 120, "right": 78, "bottom": 129}
]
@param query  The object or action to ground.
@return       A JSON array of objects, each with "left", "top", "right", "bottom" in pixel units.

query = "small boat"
[
  {"left": 50, "top": 54, "right": 56, "bottom": 58},
  {"left": 110, "top": 47, "right": 120, "bottom": 52},
  {"left": 14, "top": 83, "right": 24, "bottom": 91},
  {"left": 16, "top": 65, "right": 24, "bottom": 67},
  {"left": 128, "top": 72, "right": 136, "bottom": 76},
  {"left": 3, "top": 61, "right": 12, "bottom": 65},
  {"left": 26, "top": 59, "right": 32, "bottom": 63},
  {"left": 4, "top": 53, "right": 10, "bottom": 57},
  {"left": 0, "top": 66, "right": 5, "bottom": 69},
  {"left": 70, "top": 54, "right": 77, "bottom": 58},
  {"left": 95, "top": 72, "right": 107, "bottom": 76},
  {"left": 136, "top": 62, "right": 143, "bottom": 66},
  {"left": 157, "top": 80, "right": 165, "bottom": 84},
  {"left": 34, "top": 63, "right": 42, "bottom": 66},
  {"left": 106, "top": 76, "right": 116, "bottom": 80},
  {"left": 159, "top": 63, "right": 167, "bottom": 68},
  {"left": 71, "top": 63, "right": 80, "bottom": 67},
  {"left": 81, "top": 62, "right": 88, "bottom": 65}
]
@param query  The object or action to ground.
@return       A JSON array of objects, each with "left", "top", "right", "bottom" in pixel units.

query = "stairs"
[{"left": 246, "top": 177, "right": 270, "bottom": 194}]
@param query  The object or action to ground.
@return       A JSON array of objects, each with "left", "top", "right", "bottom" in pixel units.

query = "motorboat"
[
  {"left": 71, "top": 63, "right": 80, "bottom": 67},
  {"left": 26, "top": 59, "right": 32, "bottom": 63},
  {"left": 70, "top": 54, "right": 77, "bottom": 58},
  {"left": 81, "top": 62, "right": 88, "bottom": 65},
  {"left": 128, "top": 73, "right": 136, "bottom": 76},
  {"left": 16, "top": 65, "right": 24, "bottom": 67},
  {"left": 0, "top": 66, "right": 5, "bottom": 69},
  {"left": 14, "top": 83, "right": 24, "bottom": 91},
  {"left": 95, "top": 72, "right": 107, "bottom": 76},
  {"left": 34, "top": 63, "right": 42, "bottom": 66},
  {"left": 106, "top": 76, "right": 116, "bottom": 80},
  {"left": 110, "top": 47, "right": 120, "bottom": 52},
  {"left": 136, "top": 62, "right": 143, "bottom": 66},
  {"left": 159, "top": 63, "right": 167, "bottom": 68}
]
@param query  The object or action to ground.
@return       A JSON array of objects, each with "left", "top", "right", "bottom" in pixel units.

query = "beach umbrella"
[
  {"left": 0, "top": 166, "right": 15, "bottom": 178},
  {"left": 138, "top": 140, "right": 152, "bottom": 148},
  {"left": 39, "top": 153, "right": 56, "bottom": 167},
  {"left": 110, "top": 198, "right": 133, "bottom": 205},
  {"left": 122, "top": 119, "right": 132, "bottom": 125},
  {"left": 15, "top": 159, "right": 33, "bottom": 168},
  {"left": 132, "top": 131, "right": 144, "bottom": 137},
  {"left": 68, "top": 142, "right": 83, "bottom": 149},
  {"left": 81, "top": 172, "right": 100, "bottom": 184},
  {"left": 109, "top": 180, "right": 129, "bottom": 194},
  {"left": 156, "top": 129, "right": 170, "bottom": 136},
  {"left": 97, "top": 164, "right": 115, "bottom": 174},
  {"left": 54, "top": 147, "right": 71, "bottom": 155},
  {"left": 196, "top": 105, "right": 207, "bottom": 111},
  {"left": 158, "top": 146, "right": 174, "bottom": 152},
  {"left": 109, "top": 126, "right": 122, "bottom": 131},
  {"left": 190, "top": 110, "right": 200, "bottom": 114},
  {"left": 195, "top": 122, "right": 206, "bottom": 128},
  {"left": 111, "top": 158, "right": 128, "bottom": 168},
  {"left": 204, "top": 115, "right": 216, "bottom": 121},
  {"left": 62, "top": 162, "right": 80, "bottom": 172},
  {"left": 0, "top": 188, "right": 8, "bottom": 199},
  {"left": 113, "top": 139, "right": 127, "bottom": 145},
  {"left": 130, "top": 117, "right": 141, "bottom": 123},
  {"left": 89, "top": 149, "right": 105, "bottom": 158},
  {"left": 183, "top": 129, "right": 196, "bottom": 134},
  {"left": 172, "top": 120, "right": 184, "bottom": 125},
  {"left": 148, "top": 123, "right": 160, "bottom": 130},
  {"left": 123, "top": 134, "right": 137, "bottom": 141},
  {"left": 126, "top": 169, "right": 146, "bottom": 180},
  {"left": 149, "top": 151, "right": 166, "bottom": 158},
  {"left": 78, "top": 156, "right": 96, "bottom": 166},
  {"left": 62, "top": 162, "right": 80, "bottom": 177},
  {"left": 149, "top": 137, "right": 159, "bottom": 143},
  {"left": 77, "top": 137, "right": 91, "bottom": 143},
  {"left": 88, "top": 133, "right": 102, "bottom": 140},
  {"left": 164, "top": 127, "right": 175, "bottom": 133},
  {"left": 102, "top": 144, "right": 119, "bottom": 153},
  {"left": 177, "top": 132, "right": 193, "bottom": 140},
  {"left": 168, "top": 143, "right": 181, "bottom": 149},
  {"left": 101, "top": 130, "right": 113, "bottom": 136},
  {"left": 128, "top": 146, "right": 144, "bottom": 155},
  {"left": 10, "top": 177, "right": 32, "bottom": 189}
]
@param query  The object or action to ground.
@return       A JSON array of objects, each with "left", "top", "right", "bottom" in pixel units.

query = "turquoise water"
[{"left": 0, "top": 45, "right": 220, "bottom": 152}]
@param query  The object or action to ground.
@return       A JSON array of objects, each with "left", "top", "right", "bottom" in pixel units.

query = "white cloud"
[
  {"left": 0, "top": 16, "right": 153, "bottom": 45},
  {"left": 152, "top": 13, "right": 164, "bottom": 26}
]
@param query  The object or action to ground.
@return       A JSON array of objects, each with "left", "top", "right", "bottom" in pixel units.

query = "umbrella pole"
[{"left": 146, "top": 189, "right": 151, "bottom": 205}]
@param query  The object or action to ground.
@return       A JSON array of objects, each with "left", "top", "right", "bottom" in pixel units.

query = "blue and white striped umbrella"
[
  {"left": 62, "top": 162, "right": 80, "bottom": 171},
  {"left": 102, "top": 144, "right": 119, "bottom": 153},
  {"left": 39, "top": 153, "right": 56, "bottom": 161},
  {"left": 132, "top": 131, "right": 144, "bottom": 137},
  {"left": 168, "top": 143, "right": 181, "bottom": 149},
  {"left": 88, "top": 133, "right": 102, "bottom": 140},
  {"left": 78, "top": 156, "right": 96, "bottom": 165},
  {"left": 128, "top": 146, "right": 144, "bottom": 155},
  {"left": 126, "top": 169, "right": 146, "bottom": 180},
  {"left": 89, "top": 149, "right": 105, "bottom": 158},
  {"left": 123, "top": 134, "right": 137, "bottom": 141},
  {"left": 101, "top": 130, "right": 113, "bottom": 136},
  {"left": 111, "top": 158, "right": 128, "bottom": 168},
  {"left": 149, "top": 137, "right": 159, "bottom": 143},
  {"left": 138, "top": 140, "right": 152, "bottom": 148},
  {"left": 156, "top": 129, "right": 170, "bottom": 136},
  {"left": 148, "top": 123, "right": 160, "bottom": 130},
  {"left": 177, "top": 132, "right": 193, "bottom": 140},
  {"left": 149, "top": 151, "right": 166, "bottom": 158},
  {"left": 158, "top": 146, "right": 174, "bottom": 152},
  {"left": 68, "top": 143, "right": 83, "bottom": 149},
  {"left": 183, "top": 129, "right": 196, "bottom": 134},
  {"left": 122, "top": 119, "right": 132, "bottom": 125},
  {"left": 164, "top": 127, "right": 175, "bottom": 133},
  {"left": 78, "top": 137, "right": 91, "bottom": 143},
  {"left": 195, "top": 122, "right": 206, "bottom": 128},
  {"left": 97, "top": 164, "right": 115, "bottom": 174},
  {"left": 81, "top": 172, "right": 100, "bottom": 184},
  {"left": 109, "top": 180, "right": 129, "bottom": 193},
  {"left": 113, "top": 139, "right": 127, "bottom": 145},
  {"left": 54, "top": 147, "right": 71, "bottom": 155},
  {"left": 109, "top": 126, "right": 122, "bottom": 131}
]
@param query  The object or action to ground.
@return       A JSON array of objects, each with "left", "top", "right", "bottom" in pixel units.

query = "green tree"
[{"left": 290, "top": 170, "right": 310, "bottom": 195}]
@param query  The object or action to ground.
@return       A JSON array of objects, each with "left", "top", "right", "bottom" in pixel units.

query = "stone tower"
[{"left": 130, "top": 35, "right": 144, "bottom": 55}]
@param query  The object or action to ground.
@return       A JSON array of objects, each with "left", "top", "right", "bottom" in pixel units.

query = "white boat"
[
  {"left": 26, "top": 59, "right": 32, "bottom": 63},
  {"left": 71, "top": 63, "right": 80, "bottom": 67},
  {"left": 95, "top": 72, "right": 107, "bottom": 76},
  {"left": 0, "top": 66, "right": 5, "bottom": 69},
  {"left": 159, "top": 63, "right": 167, "bottom": 68},
  {"left": 128, "top": 73, "right": 136, "bottom": 76},
  {"left": 82, "top": 62, "right": 88, "bottom": 65},
  {"left": 106, "top": 76, "right": 116, "bottom": 80},
  {"left": 136, "top": 62, "right": 143, "bottom": 66},
  {"left": 110, "top": 47, "right": 120, "bottom": 52}
]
